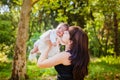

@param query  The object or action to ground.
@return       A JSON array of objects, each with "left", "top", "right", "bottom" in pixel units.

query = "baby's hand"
[
  {"left": 52, "top": 42, "right": 57, "bottom": 46},
  {"left": 58, "top": 31, "right": 70, "bottom": 45},
  {"left": 62, "top": 31, "right": 70, "bottom": 41}
]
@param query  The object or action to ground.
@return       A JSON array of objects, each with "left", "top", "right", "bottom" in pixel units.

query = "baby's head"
[{"left": 56, "top": 23, "right": 69, "bottom": 37}]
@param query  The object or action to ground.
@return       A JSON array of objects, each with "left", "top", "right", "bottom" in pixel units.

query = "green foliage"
[
  {"left": 0, "top": 0, "right": 20, "bottom": 57},
  {"left": 0, "top": 1, "right": 120, "bottom": 79},
  {"left": 100, "top": 56, "right": 120, "bottom": 64},
  {"left": 30, "top": 0, "right": 120, "bottom": 57},
  {"left": 85, "top": 0, "right": 120, "bottom": 56},
  {"left": 0, "top": 0, "right": 120, "bottom": 79},
  {"left": 85, "top": 56, "right": 120, "bottom": 80},
  {"left": 0, "top": 51, "right": 8, "bottom": 63},
  {"left": 27, "top": 62, "right": 57, "bottom": 80},
  {"left": 0, "top": 60, "right": 11, "bottom": 80},
  {"left": 0, "top": 13, "right": 16, "bottom": 58},
  {"left": 32, "top": 0, "right": 88, "bottom": 26},
  {"left": 1, "top": 56, "right": 120, "bottom": 80},
  {"left": 0, "top": 15, "right": 15, "bottom": 45}
]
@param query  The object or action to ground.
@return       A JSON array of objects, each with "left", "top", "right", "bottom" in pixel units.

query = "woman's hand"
[{"left": 62, "top": 31, "right": 70, "bottom": 44}]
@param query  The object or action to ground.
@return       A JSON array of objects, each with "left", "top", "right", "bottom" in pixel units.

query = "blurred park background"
[{"left": 0, "top": 0, "right": 120, "bottom": 80}]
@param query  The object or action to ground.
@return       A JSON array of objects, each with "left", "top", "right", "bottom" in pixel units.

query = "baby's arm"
[
  {"left": 57, "top": 36, "right": 66, "bottom": 45},
  {"left": 30, "top": 40, "right": 40, "bottom": 54}
]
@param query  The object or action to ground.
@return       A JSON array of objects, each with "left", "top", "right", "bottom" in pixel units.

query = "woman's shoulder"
[
  {"left": 58, "top": 51, "right": 71, "bottom": 65},
  {"left": 55, "top": 51, "right": 71, "bottom": 64},
  {"left": 53, "top": 51, "right": 71, "bottom": 61}
]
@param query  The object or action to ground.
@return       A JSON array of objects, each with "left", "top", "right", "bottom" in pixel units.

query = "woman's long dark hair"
[{"left": 69, "top": 26, "right": 90, "bottom": 80}]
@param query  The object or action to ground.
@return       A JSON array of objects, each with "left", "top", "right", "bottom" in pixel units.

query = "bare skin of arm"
[{"left": 37, "top": 51, "right": 71, "bottom": 68}]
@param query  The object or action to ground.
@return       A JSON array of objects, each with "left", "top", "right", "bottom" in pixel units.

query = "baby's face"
[{"left": 56, "top": 26, "right": 68, "bottom": 37}]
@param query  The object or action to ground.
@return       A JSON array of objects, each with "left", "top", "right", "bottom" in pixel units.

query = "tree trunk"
[
  {"left": 113, "top": 12, "right": 119, "bottom": 56},
  {"left": 9, "top": 0, "right": 32, "bottom": 80}
]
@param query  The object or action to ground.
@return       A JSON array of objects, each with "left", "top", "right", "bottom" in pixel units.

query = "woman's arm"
[{"left": 37, "top": 51, "right": 71, "bottom": 68}]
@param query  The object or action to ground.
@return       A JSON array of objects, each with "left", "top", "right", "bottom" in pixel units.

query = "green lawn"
[
  {"left": 85, "top": 56, "right": 120, "bottom": 80},
  {"left": 0, "top": 56, "right": 120, "bottom": 80}
]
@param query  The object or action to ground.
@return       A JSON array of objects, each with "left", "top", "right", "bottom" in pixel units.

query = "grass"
[
  {"left": 0, "top": 61, "right": 57, "bottom": 80},
  {"left": 85, "top": 56, "right": 120, "bottom": 80},
  {"left": 0, "top": 62, "right": 12, "bottom": 80},
  {"left": 0, "top": 56, "right": 120, "bottom": 80},
  {"left": 26, "top": 62, "right": 57, "bottom": 80}
]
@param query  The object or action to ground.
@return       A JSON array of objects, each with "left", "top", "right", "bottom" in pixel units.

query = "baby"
[{"left": 28, "top": 23, "right": 69, "bottom": 62}]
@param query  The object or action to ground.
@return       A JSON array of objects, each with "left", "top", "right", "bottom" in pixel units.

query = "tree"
[
  {"left": 10, "top": 0, "right": 39, "bottom": 80},
  {"left": 113, "top": 12, "right": 119, "bottom": 56},
  {"left": 86, "top": 0, "right": 120, "bottom": 57}
]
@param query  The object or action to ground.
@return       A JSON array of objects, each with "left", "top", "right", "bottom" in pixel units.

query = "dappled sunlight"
[
  {"left": 26, "top": 62, "right": 57, "bottom": 80},
  {"left": 90, "top": 56, "right": 120, "bottom": 64},
  {"left": 90, "top": 56, "right": 102, "bottom": 63},
  {"left": 100, "top": 56, "right": 120, "bottom": 64},
  {"left": 86, "top": 56, "right": 120, "bottom": 80},
  {"left": 0, "top": 52, "right": 9, "bottom": 63},
  {"left": 0, "top": 0, "right": 120, "bottom": 79}
]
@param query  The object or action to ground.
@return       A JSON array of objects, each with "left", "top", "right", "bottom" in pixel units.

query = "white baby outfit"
[{"left": 28, "top": 29, "right": 60, "bottom": 62}]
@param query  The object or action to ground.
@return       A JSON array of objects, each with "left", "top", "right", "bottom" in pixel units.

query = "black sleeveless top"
[{"left": 54, "top": 51, "right": 74, "bottom": 80}]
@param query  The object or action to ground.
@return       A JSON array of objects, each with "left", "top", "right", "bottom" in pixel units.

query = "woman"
[{"left": 37, "top": 26, "right": 90, "bottom": 80}]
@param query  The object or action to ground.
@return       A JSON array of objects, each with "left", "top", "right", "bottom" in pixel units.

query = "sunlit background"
[{"left": 0, "top": 0, "right": 120, "bottom": 80}]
